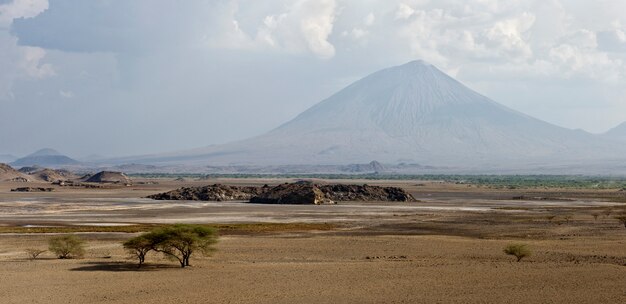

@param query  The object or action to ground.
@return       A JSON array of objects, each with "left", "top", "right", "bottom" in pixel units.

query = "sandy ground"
[{"left": 0, "top": 179, "right": 625, "bottom": 303}]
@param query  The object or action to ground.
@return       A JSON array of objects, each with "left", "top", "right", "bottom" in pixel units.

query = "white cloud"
[
  {"left": 207, "top": 0, "right": 337, "bottom": 59},
  {"left": 597, "top": 23, "right": 626, "bottom": 52},
  {"left": 0, "top": 0, "right": 52, "bottom": 99},
  {"left": 560, "top": 29, "right": 598, "bottom": 49},
  {"left": 298, "top": 0, "right": 337, "bottom": 58},
  {"left": 549, "top": 43, "right": 623, "bottom": 82},
  {"left": 395, "top": 3, "right": 415, "bottom": 20},
  {"left": 364, "top": 12, "right": 375, "bottom": 26},
  {"left": 384, "top": 0, "right": 626, "bottom": 85},
  {"left": 0, "top": 0, "right": 48, "bottom": 27},
  {"left": 482, "top": 12, "right": 535, "bottom": 60},
  {"left": 19, "top": 46, "right": 54, "bottom": 78}
]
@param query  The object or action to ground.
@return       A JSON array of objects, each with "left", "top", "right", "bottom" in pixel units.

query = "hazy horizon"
[{"left": 2, "top": 0, "right": 626, "bottom": 158}]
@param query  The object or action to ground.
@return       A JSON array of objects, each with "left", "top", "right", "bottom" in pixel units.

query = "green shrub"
[
  {"left": 48, "top": 235, "right": 86, "bottom": 259},
  {"left": 503, "top": 244, "right": 531, "bottom": 262}
]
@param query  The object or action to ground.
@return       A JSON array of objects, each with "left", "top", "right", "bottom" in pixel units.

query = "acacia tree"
[
  {"left": 123, "top": 235, "right": 152, "bottom": 267},
  {"left": 149, "top": 224, "right": 218, "bottom": 267},
  {"left": 48, "top": 235, "right": 86, "bottom": 259},
  {"left": 126, "top": 224, "right": 217, "bottom": 268},
  {"left": 25, "top": 249, "right": 46, "bottom": 260}
]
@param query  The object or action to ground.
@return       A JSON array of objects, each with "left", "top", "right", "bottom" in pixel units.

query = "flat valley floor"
[{"left": 0, "top": 179, "right": 624, "bottom": 303}]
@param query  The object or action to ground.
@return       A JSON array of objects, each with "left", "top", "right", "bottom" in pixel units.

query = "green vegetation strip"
[
  {"left": 130, "top": 173, "right": 626, "bottom": 189},
  {"left": 0, "top": 223, "right": 338, "bottom": 234}
]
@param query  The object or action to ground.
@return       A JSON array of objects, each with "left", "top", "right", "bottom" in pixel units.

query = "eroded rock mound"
[
  {"left": 319, "top": 184, "right": 415, "bottom": 202},
  {"left": 147, "top": 184, "right": 265, "bottom": 201},
  {"left": 148, "top": 182, "right": 415, "bottom": 204},
  {"left": 250, "top": 183, "right": 335, "bottom": 205},
  {"left": 86, "top": 171, "right": 132, "bottom": 184}
]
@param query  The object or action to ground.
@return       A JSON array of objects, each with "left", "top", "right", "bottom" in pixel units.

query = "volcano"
[
  {"left": 125, "top": 60, "right": 623, "bottom": 168},
  {"left": 12, "top": 148, "right": 80, "bottom": 168}
]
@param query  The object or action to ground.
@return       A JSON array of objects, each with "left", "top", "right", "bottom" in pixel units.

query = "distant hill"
[
  {"left": 85, "top": 171, "right": 132, "bottom": 184},
  {"left": 27, "top": 168, "right": 78, "bottom": 182},
  {"left": 18, "top": 165, "right": 44, "bottom": 174},
  {"left": 0, "top": 163, "right": 32, "bottom": 182},
  {"left": 604, "top": 122, "right": 626, "bottom": 140},
  {"left": 11, "top": 148, "right": 80, "bottom": 168}
]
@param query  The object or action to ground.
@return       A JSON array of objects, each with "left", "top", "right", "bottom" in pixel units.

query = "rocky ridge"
[
  {"left": 27, "top": 168, "right": 77, "bottom": 182},
  {"left": 147, "top": 184, "right": 266, "bottom": 201},
  {"left": 0, "top": 163, "right": 32, "bottom": 182},
  {"left": 148, "top": 182, "right": 415, "bottom": 205}
]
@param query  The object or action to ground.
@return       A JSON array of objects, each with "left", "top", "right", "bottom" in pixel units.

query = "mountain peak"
[
  {"left": 12, "top": 148, "right": 79, "bottom": 167},
  {"left": 278, "top": 58, "right": 497, "bottom": 137},
  {"left": 28, "top": 148, "right": 62, "bottom": 157},
  {"left": 401, "top": 59, "right": 433, "bottom": 68},
  {"left": 393, "top": 60, "right": 440, "bottom": 75}
]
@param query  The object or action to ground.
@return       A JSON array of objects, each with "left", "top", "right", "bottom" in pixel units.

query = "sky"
[{"left": 1, "top": 0, "right": 625, "bottom": 158}]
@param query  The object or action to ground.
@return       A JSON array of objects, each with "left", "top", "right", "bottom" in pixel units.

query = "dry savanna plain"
[{"left": 0, "top": 178, "right": 625, "bottom": 304}]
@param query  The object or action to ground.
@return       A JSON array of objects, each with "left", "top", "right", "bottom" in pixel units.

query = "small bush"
[
  {"left": 25, "top": 249, "right": 46, "bottom": 260},
  {"left": 48, "top": 235, "right": 86, "bottom": 259},
  {"left": 503, "top": 244, "right": 531, "bottom": 262},
  {"left": 591, "top": 213, "right": 600, "bottom": 221}
]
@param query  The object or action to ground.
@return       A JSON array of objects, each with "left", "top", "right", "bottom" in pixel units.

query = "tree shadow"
[{"left": 70, "top": 261, "right": 179, "bottom": 272}]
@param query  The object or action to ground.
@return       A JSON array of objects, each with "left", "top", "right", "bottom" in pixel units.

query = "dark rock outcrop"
[
  {"left": 11, "top": 187, "right": 54, "bottom": 192},
  {"left": 318, "top": 184, "right": 414, "bottom": 202},
  {"left": 148, "top": 182, "right": 415, "bottom": 204},
  {"left": 147, "top": 184, "right": 266, "bottom": 201},
  {"left": 250, "top": 183, "right": 335, "bottom": 205}
]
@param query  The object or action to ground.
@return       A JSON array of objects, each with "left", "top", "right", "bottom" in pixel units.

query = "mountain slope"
[
  {"left": 604, "top": 122, "right": 626, "bottom": 140},
  {"left": 0, "top": 163, "right": 32, "bottom": 182},
  {"left": 11, "top": 148, "right": 80, "bottom": 167},
  {"left": 122, "top": 60, "right": 624, "bottom": 168}
]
